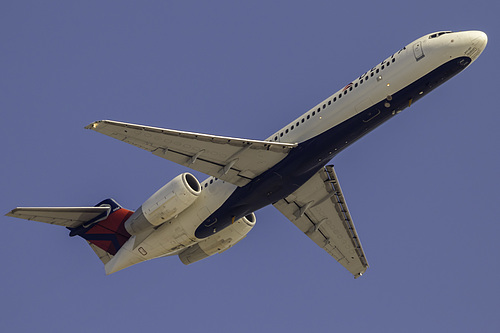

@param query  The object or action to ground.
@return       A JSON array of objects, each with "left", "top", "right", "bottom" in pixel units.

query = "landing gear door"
[{"left": 413, "top": 41, "right": 425, "bottom": 61}]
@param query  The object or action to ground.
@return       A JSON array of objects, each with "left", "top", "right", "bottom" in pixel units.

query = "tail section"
[
  {"left": 6, "top": 198, "right": 134, "bottom": 269},
  {"left": 68, "top": 199, "right": 133, "bottom": 257}
]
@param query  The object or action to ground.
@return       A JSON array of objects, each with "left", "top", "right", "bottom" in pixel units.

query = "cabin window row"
[
  {"left": 273, "top": 57, "right": 397, "bottom": 141},
  {"left": 273, "top": 109, "right": 319, "bottom": 140}
]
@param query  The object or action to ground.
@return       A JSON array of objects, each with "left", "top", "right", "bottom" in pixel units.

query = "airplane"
[{"left": 6, "top": 30, "right": 487, "bottom": 278}]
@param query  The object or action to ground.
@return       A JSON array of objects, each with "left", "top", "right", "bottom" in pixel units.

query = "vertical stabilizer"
[{"left": 68, "top": 199, "right": 134, "bottom": 256}]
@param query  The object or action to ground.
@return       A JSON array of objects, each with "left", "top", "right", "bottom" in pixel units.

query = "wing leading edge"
[
  {"left": 273, "top": 165, "right": 368, "bottom": 278},
  {"left": 86, "top": 120, "right": 297, "bottom": 186}
]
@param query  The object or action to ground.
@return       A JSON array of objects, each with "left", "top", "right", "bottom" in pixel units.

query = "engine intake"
[{"left": 125, "top": 173, "right": 201, "bottom": 235}]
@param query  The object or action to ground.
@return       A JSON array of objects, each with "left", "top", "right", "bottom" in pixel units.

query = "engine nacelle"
[
  {"left": 179, "top": 212, "right": 256, "bottom": 265},
  {"left": 125, "top": 173, "right": 201, "bottom": 235}
]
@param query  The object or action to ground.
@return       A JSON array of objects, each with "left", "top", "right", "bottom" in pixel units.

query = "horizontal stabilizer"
[
  {"left": 5, "top": 207, "right": 111, "bottom": 228},
  {"left": 5, "top": 198, "right": 134, "bottom": 263}
]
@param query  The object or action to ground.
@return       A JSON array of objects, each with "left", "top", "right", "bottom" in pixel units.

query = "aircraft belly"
[{"left": 194, "top": 56, "right": 472, "bottom": 239}]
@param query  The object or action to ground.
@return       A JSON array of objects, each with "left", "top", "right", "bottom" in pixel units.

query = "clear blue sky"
[{"left": 2, "top": 1, "right": 499, "bottom": 332}]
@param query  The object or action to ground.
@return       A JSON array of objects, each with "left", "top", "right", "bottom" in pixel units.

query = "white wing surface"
[
  {"left": 273, "top": 165, "right": 368, "bottom": 278},
  {"left": 86, "top": 120, "right": 296, "bottom": 187},
  {"left": 5, "top": 207, "right": 110, "bottom": 228}
]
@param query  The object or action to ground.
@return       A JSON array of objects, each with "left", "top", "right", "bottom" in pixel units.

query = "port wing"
[{"left": 86, "top": 120, "right": 296, "bottom": 186}]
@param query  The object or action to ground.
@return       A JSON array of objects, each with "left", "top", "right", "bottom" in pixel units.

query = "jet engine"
[
  {"left": 179, "top": 213, "right": 256, "bottom": 265},
  {"left": 124, "top": 173, "right": 201, "bottom": 235}
]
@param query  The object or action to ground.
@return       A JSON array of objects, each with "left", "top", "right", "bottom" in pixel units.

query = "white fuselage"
[{"left": 104, "top": 30, "right": 487, "bottom": 274}]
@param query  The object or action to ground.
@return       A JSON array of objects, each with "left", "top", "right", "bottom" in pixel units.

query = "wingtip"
[
  {"left": 353, "top": 267, "right": 368, "bottom": 279},
  {"left": 5, "top": 208, "right": 19, "bottom": 218},
  {"left": 84, "top": 122, "right": 96, "bottom": 130},
  {"left": 85, "top": 120, "right": 104, "bottom": 130}
]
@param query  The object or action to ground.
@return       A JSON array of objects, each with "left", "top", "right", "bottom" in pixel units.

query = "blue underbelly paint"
[{"left": 195, "top": 56, "right": 471, "bottom": 239}]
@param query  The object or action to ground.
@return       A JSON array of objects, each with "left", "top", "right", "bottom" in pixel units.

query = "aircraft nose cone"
[
  {"left": 471, "top": 31, "right": 488, "bottom": 48},
  {"left": 461, "top": 30, "right": 488, "bottom": 62}
]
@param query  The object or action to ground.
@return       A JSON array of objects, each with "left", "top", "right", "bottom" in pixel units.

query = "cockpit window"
[{"left": 429, "top": 31, "right": 452, "bottom": 39}]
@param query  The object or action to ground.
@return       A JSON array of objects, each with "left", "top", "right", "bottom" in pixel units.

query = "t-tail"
[
  {"left": 5, "top": 198, "right": 134, "bottom": 267},
  {"left": 68, "top": 199, "right": 134, "bottom": 264}
]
